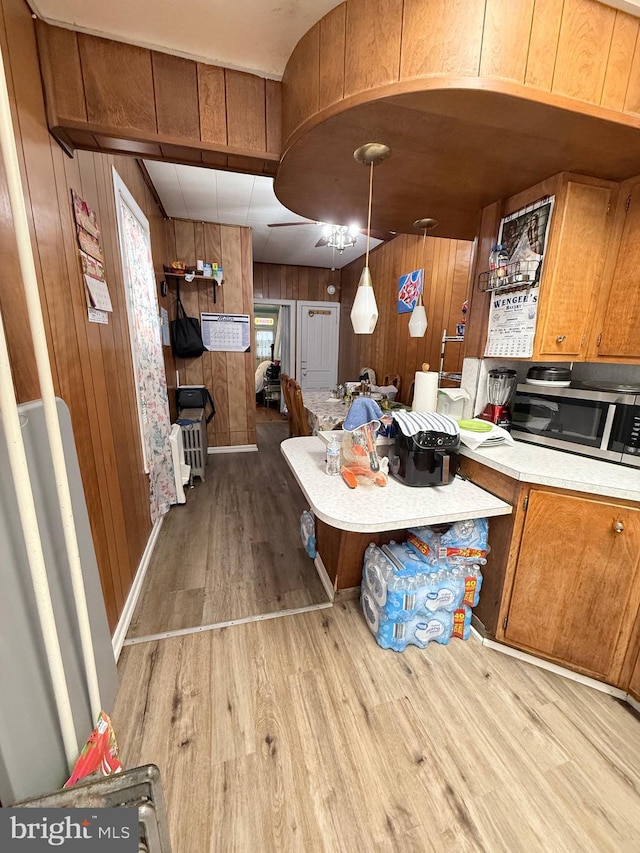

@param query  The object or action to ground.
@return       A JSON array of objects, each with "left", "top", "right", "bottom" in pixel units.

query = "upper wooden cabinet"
[
  {"left": 467, "top": 173, "right": 616, "bottom": 361},
  {"left": 532, "top": 179, "right": 613, "bottom": 359},
  {"left": 588, "top": 174, "right": 640, "bottom": 361}
]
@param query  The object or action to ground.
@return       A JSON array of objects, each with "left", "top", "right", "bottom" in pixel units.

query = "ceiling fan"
[{"left": 267, "top": 220, "right": 395, "bottom": 250}]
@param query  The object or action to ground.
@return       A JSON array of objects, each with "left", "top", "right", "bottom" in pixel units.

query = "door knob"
[
  {"left": 613, "top": 520, "right": 624, "bottom": 533},
  {"left": 556, "top": 335, "right": 566, "bottom": 343}
]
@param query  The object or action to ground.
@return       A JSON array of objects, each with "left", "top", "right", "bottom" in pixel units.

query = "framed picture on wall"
[{"left": 397, "top": 268, "right": 424, "bottom": 313}]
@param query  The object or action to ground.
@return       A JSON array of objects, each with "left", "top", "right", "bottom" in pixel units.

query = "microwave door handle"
[{"left": 600, "top": 404, "right": 617, "bottom": 450}]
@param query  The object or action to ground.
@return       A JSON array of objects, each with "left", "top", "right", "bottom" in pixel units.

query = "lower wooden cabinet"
[
  {"left": 503, "top": 489, "right": 640, "bottom": 686},
  {"left": 459, "top": 457, "right": 640, "bottom": 690}
]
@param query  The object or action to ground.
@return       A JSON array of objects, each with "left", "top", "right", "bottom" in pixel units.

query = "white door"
[{"left": 296, "top": 301, "right": 340, "bottom": 391}]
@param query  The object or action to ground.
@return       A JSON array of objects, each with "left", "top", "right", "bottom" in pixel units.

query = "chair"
[
  {"left": 383, "top": 373, "right": 402, "bottom": 401},
  {"left": 286, "top": 377, "right": 311, "bottom": 437},
  {"left": 280, "top": 374, "right": 294, "bottom": 436}
]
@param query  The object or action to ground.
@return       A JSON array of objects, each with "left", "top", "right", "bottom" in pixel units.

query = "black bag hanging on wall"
[{"left": 170, "top": 283, "right": 205, "bottom": 358}]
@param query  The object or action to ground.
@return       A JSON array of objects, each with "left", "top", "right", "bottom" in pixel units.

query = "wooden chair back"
[
  {"left": 287, "top": 377, "right": 311, "bottom": 437},
  {"left": 383, "top": 373, "right": 402, "bottom": 400}
]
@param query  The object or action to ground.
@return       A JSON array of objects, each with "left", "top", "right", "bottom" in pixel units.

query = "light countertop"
[
  {"left": 460, "top": 440, "right": 640, "bottom": 502},
  {"left": 281, "top": 437, "right": 512, "bottom": 533}
]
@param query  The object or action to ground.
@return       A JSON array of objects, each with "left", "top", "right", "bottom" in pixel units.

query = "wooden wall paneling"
[
  {"left": 241, "top": 229, "right": 256, "bottom": 445},
  {"left": 344, "top": 0, "right": 403, "bottom": 97},
  {"left": 552, "top": 0, "right": 616, "bottom": 104},
  {"left": 265, "top": 80, "right": 282, "bottom": 156},
  {"left": 623, "top": 20, "right": 640, "bottom": 113},
  {"left": 77, "top": 34, "right": 157, "bottom": 133},
  {"left": 51, "top": 147, "right": 117, "bottom": 628},
  {"left": 77, "top": 154, "right": 135, "bottom": 609},
  {"left": 400, "top": 0, "right": 486, "bottom": 79},
  {"left": 225, "top": 70, "right": 266, "bottom": 153},
  {"left": 221, "top": 226, "right": 250, "bottom": 443},
  {"left": 34, "top": 21, "right": 86, "bottom": 124},
  {"left": 203, "top": 223, "right": 227, "bottom": 445},
  {"left": 524, "top": 0, "right": 564, "bottom": 90},
  {"left": 198, "top": 63, "right": 228, "bottom": 145},
  {"left": 152, "top": 52, "right": 200, "bottom": 141},
  {"left": 93, "top": 155, "right": 152, "bottom": 582},
  {"left": 463, "top": 201, "right": 501, "bottom": 359},
  {"left": 319, "top": 2, "right": 346, "bottom": 110},
  {"left": 287, "top": 265, "right": 298, "bottom": 301},
  {"left": 5, "top": 1, "right": 131, "bottom": 621},
  {"left": 600, "top": 12, "right": 639, "bottom": 111},
  {"left": 281, "top": 25, "right": 320, "bottom": 141},
  {"left": 480, "top": 0, "right": 535, "bottom": 82}
]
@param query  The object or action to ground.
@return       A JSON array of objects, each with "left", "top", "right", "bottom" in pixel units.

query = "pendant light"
[
  {"left": 408, "top": 217, "right": 438, "bottom": 337},
  {"left": 350, "top": 142, "right": 391, "bottom": 334}
]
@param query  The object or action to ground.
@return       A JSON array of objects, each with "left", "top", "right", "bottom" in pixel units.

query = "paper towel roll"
[{"left": 412, "top": 371, "right": 439, "bottom": 412}]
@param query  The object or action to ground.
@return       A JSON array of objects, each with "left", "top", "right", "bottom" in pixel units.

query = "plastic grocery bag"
[{"left": 64, "top": 711, "right": 123, "bottom": 788}]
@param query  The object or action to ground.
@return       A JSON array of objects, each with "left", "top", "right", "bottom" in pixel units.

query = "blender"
[{"left": 479, "top": 368, "right": 517, "bottom": 429}]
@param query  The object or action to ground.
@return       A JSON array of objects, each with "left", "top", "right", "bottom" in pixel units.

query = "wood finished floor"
[
  {"left": 126, "top": 422, "right": 327, "bottom": 639},
  {"left": 114, "top": 600, "right": 640, "bottom": 852}
]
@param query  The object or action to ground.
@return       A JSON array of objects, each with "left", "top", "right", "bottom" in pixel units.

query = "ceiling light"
[
  {"left": 323, "top": 223, "right": 358, "bottom": 253},
  {"left": 408, "top": 218, "right": 439, "bottom": 337},
  {"left": 350, "top": 142, "right": 391, "bottom": 335}
]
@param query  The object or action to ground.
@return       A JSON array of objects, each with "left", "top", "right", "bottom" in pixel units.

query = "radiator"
[
  {"left": 169, "top": 424, "right": 189, "bottom": 504},
  {"left": 177, "top": 407, "right": 207, "bottom": 482},
  {"left": 15, "top": 764, "right": 173, "bottom": 852}
]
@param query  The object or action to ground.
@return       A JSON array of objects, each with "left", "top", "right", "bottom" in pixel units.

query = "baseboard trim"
[
  {"left": 208, "top": 444, "right": 258, "bottom": 454},
  {"left": 478, "top": 634, "right": 626, "bottom": 700},
  {"left": 627, "top": 694, "right": 640, "bottom": 713},
  {"left": 112, "top": 515, "right": 164, "bottom": 661},
  {"left": 313, "top": 554, "right": 335, "bottom": 602}
]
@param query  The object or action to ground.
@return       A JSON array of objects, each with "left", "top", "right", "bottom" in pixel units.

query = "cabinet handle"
[
  {"left": 613, "top": 520, "right": 624, "bottom": 533},
  {"left": 556, "top": 335, "right": 566, "bottom": 343}
]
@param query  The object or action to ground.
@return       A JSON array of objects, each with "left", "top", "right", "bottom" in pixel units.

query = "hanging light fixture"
[
  {"left": 350, "top": 142, "right": 391, "bottom": 334},
  {"left": 408, "top": 217, "right": 438, "bottom": 337}
]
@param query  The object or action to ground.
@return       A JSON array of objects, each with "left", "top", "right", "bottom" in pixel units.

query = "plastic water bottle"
[{"left": 326, "top": 436, "right": 341, "bottom": 476}]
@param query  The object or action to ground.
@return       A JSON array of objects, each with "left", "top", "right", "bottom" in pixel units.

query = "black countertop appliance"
[{"left": 390, "top": 429, "right": 460, "bottom": 486}]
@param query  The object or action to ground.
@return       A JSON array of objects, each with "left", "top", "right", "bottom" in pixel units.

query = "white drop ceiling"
[{"left": 144, "top": 161, "right": 380, "bottom": 269}]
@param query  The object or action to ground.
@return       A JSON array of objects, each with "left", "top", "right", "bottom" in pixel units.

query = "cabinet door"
[
  {"left": 504, "top": 490, "right": 640, "bottom": 684},
  {"left": 535, "top": 182, "right": 612, "bottom": 358},
  {"left": 597, "top": 182, "right": 640, "bottom": 359},
  {"left": 628, "top": 650, "right": 640, "bottom": 702}
]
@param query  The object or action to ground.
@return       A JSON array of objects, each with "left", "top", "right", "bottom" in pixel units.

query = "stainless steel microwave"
[{"left": 511, "top": 384, "right": 640, "bottom": 467}]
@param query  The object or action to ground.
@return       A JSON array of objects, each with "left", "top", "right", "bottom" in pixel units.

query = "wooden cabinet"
[
  {"left": 588, "top": 174, "right": 640, "bottom": 361},
  {"left": 459, "top": 457, "right": 640, "bottom": 689},
  {"left": 532, "top": 179, "right": 613, "bottom": 360},
  {"left": 503, "top": 489, "right": 640, "bottom": 686},
  {"left": 467, "top": 173, "right": 616, "bottom": 362}
]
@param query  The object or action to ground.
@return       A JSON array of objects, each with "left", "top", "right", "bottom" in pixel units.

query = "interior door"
[{"left": 296, "top": 301, "right": 340, "bottom": 392}]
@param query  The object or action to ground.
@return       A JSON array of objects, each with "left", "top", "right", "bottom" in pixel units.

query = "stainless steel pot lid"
[{"left": 580, "top": 380, "right": 640, "bottom": 393}]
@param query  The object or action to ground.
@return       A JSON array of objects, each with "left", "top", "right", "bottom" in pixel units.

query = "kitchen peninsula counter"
[{"left": 282, "top": 437, "right": 512, "bottom": 590}]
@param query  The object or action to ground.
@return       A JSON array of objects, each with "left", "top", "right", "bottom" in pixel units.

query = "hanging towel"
[
  {"left": 391, "top": 410, "right": 459, "bottom": 437},
  {"left": 343, "top": 397, "right": 384, "bottom": 431}
]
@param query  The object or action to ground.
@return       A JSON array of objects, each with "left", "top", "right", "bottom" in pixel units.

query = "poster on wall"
[
  {"left": 397, "top": 269, "right": 424, "bottom": 313},
  {"left": 201, "top": 313, "right": 250, "bottom": 352},
  {"left": 484, "top": 196, "right": 554, "bottom": 358}
]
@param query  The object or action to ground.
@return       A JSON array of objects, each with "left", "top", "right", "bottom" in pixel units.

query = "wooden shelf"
[{"left": 164, "top": 271, "right": 215, "bottom": 281}]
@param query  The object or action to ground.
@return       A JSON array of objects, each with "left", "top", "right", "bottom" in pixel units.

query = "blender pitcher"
[{"left": 479, "top": 368, "right": 517, "bottom": 429}]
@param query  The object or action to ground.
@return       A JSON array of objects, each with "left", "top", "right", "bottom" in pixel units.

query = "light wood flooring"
[
  {"left": 114, "top": 600, "right": 640, "bottom": 852},
  {"left": 126, "top": 422, "right": 327, "bottom": 639}
]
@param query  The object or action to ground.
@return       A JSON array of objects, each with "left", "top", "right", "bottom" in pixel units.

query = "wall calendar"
[{"left": 201, "top": 313, "right": 250, "bottom": 352}]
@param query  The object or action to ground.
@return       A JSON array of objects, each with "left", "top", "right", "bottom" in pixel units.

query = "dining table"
[{"left": 303, "top": 391, "right": 348, "bottom": 434}]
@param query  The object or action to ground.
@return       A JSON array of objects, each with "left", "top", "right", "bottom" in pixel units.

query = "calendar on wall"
[{"left": 201, "top": 313, "right": 251, "bottom": 352}]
